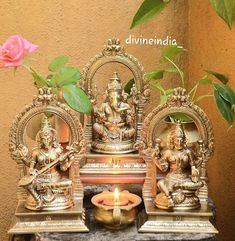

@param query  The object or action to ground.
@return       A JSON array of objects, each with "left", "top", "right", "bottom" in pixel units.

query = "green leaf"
[
  {"left": 213, "top": 83, "right": 235, "bottom": 105},
  {"left": 48, "top": 56, "right": 68, "bottom": 72},
  {"left": 145, "top": 69, "right": 165, "bottom": 80},
  {"left": 130, "top": 0, "right": 169, "bottom": 29},
  {"left": 198, "top": 78, "right": 213, "bottom": 85},
  {"left": 214, "top": 88, "right": 235, "bottom": 127},
  {"left": 30, "top": 68, "right": 47, "bottom": 87},
  {"left": 51, "top": 67, "right": 80, "bottom": 87},
  {"left": 52, "top": 87, "right": 58, "bottom": 96},
  {"left": 145, "top": 68, "right": 177, "bottom": 80},
  {"left": 160, "top": 45, "right": 187, "bottom": 63},
  {"left": 168, "top": 113, "right": 192, "bottom": 123},
  {"left": 206, "top": 70, "right": 229, "bottom": 84},
  {"left": 124, "top": 78, "right": 135, "bottom": 94},
  {"left": 210, "top": 0, "right": 235, "bottom": 29},
  {"left": 160, "top": 95, "right": 168, "bottom": 104},
  {"left": 165, "top": 88, "right": 174, "bottom": 95},
  {"left": 62, "top": 85, "right": 92, "bottom": 114}
]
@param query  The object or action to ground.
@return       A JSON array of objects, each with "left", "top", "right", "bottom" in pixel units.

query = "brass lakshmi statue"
[
  {"left": 19, "top": 116, "right": 76, "bottom": 211},
  {"left": 92, "top": 72, "right": 136, "bottom": 153},
  {"left": 154, "top": 121, "right": 204, "bottom": 210},
  {"left": 138, "top": 87, "right": 217, "bottom": 233}
]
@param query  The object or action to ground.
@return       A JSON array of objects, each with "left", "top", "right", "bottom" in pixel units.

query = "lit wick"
[
  {"left": 114, "top": 188, "right": 119, "bottom": 206},
  {"left": 102, "top": 189, "right": 129, "bottom": 206}
]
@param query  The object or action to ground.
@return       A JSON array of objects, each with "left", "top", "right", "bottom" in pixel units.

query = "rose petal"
[
  {"left": 0, "top": 45, "right": 3, "bottom": 58},
  {"left": 23, "top": 38, "right": 38, "bottom": 53},
  {"left": 0, "top": 35, "right": 38, "bottom": 68},
  {"left": 0, "top": 59, "right": 22, "bottom": 68},
  {"left": 2, "top": 35, "right": 24, "bottom": 61}
]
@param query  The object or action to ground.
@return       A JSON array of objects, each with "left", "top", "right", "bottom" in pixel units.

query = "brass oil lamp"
[{"left": 91, "top": 189, "right": 141, "bottom": 230}]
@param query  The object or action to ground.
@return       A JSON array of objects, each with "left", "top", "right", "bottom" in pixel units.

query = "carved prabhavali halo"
[
  {"left": 81, "top": 38, "right": 149, "bottom": 95},
  {"left": 80, "top": 38, "right": 150, "bottom": 147},
  {"left": 141, "top": 87, "right": 214, "bottom": 157},
  {"left": 9, "top": 87, "right": 85, "bottom": 200}
]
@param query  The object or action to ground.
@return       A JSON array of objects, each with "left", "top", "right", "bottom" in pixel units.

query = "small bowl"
[{"left": 91, "top": 190, "right": 142, "bottom": 230}]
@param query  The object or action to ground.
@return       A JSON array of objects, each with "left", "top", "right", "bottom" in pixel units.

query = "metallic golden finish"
[
  {"left": 8, "top": 200, "right": 88, "bottom": 234},
  {"left": 80, "top": 38, "right": 150, "bottom": 147},
  {"left": 154, "top": 121, "right": 203, "bottom": 210},
  {"left": 138, "top": 199, "right": 218, "bottom": 234},
  {"left": 9, "top": 88, "right": 88, "bottom": 234},
  {"left": 91, "top": 190, "right": 141, "bottom": 230},
  {"left": 137, "top": 87, "right": 217, "bottom": 233},
  {"left": 19, "top": 116, "right": 75, "bottom": 211},
  {"left": 80, "top": 38, "right": 149, "bottom": 182},
  {"left": 80, "top": 153, "right": 146, "bottom": 184},
  {"left": 92, "top": 72, "right": 136, "bottom": 154}
]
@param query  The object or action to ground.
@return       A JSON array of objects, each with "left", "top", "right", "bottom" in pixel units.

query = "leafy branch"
[
  {"left": 125, "top": 45, "right": 235, "bottom": 127},
  {"left": 131, "top": 0, "right": 235, "bottom": 30},
  {"left": 29, "top": 56, "right": 91, "bottom": 114}
]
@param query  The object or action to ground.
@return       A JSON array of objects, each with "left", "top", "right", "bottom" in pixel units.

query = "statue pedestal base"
[
  {"left": 10, "top": 206, "right": 217, "bottom": 241},
  {"left": 8, "top": 200, "right": 89, "bottom": 235},
  {"left": 137, "top": 199, "right": 218, "bottom": 234},
  {"left": 80, "top": 152, "right": 146, "bottom": 184}
]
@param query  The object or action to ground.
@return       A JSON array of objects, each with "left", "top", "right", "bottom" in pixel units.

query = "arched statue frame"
[
  {"left": 137, "top": 87, "right": 217, "bottom": 234},
  {"left": 141, "top": 87, "right": 214, "bottom": 202},
  {"left": 80, "top": 38, "right": 150, "bottom": 146},
  {"left": 8, "top": 88, "right": 88, "bottom": 235}
]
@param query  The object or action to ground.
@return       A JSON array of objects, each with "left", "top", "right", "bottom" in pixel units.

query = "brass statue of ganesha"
[
  {"left": 19, "top": 116, "right": 76, "bottom": 211},
  {"left": 154, "top": 121, "right": 204, "bottom": 210},
  {"left": 91, "top": 72, "right": 137, "bottom": 153}
]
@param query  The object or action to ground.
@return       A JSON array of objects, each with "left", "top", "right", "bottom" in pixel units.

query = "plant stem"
[
  {"left": 191, "top": 83, "right": 199, "bottom": 101},
  {"left": 194, "top": 94, "right": 213, "bottom": 103},
  {"left": 149, "top": 82, "right": 166, "bottom": 95},
  {"left": 164, "top": 56, "right": 184, "bottom": 88}
]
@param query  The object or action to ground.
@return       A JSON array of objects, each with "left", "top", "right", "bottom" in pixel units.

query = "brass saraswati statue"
[
  {"left": 154, "top": 121, "right": 204, "bottom": 210},
  {"left": 19, "top": 116, "right": 76, "bottom": 211},
  {"left": 92, "top": 72, "right": 136, "bottom": 153},
  {"left": 9, "top": 88, "right": 88, "bottom": 234}
]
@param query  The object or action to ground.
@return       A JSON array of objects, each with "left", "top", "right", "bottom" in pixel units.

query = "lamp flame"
[{"left": 114, "top": 188, "right": 119, "bottom": 203}]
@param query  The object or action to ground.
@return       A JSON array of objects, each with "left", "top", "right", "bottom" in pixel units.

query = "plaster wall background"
[
  {"left": 0, "top": 1, "right": 234, "bottom": 241},
  {"left": 188, "top": 1, "right": 235, "bottom": 241}
]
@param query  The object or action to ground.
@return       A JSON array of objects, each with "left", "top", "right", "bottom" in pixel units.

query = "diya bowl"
[{"left": 91, "top": 190, "right": 142, "bottom": 230}]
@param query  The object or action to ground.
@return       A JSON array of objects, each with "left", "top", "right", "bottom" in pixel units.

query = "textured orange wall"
[
  {"left": 1, "top": 1, "right": 234, "bottom": 241},
  {"left": 188, "top": 1, "right": 235, "bottom": 241},
  {"left": 0, "top": 1, "right": 188, "bottom": 240}
]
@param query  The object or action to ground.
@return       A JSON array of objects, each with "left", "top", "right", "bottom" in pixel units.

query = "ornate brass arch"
[
  {"left": 141, "top": 87, "right": 214, "bottom": 158},
  {"left": 9, "top": 88, "right": 85, "bottom": 200},
  {"left": 81, "top": 38, "right": 147, "bottom": 93}
]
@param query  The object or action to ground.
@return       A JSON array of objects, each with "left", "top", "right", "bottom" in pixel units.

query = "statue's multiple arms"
[
  {"left": 188, "top": 149, "right": 200, "bottom": 183},
  {"left": 155, "top": 150, "right": 169, "bottom": 173},
  {"left": 28, "top": 153, "right": 38, "bottom": 176}
]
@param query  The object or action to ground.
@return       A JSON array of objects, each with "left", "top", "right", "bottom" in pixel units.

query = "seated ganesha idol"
[
  {"left": 154, "top": 121, "right": 204, "bottom": 210},
  {"left": 92, "top": 72, "right": 136, "bottom": 153},
  {"left": 19, "top": 116, "right": 76, "bottom": 211}
]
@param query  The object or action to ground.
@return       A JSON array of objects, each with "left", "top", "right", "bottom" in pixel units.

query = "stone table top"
[{"left": 11, "top": 186, "right": 217, "bottom": 241}]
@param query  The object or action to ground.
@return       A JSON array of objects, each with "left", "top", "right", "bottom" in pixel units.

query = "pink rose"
[{"left": 0, "top": 35, "right": 38, "bottom": 67}]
